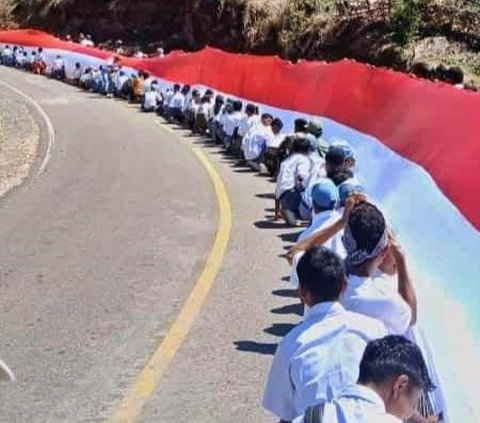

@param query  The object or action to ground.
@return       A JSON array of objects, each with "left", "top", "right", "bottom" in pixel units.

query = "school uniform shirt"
[
  {"left": 275, "top": 153, "right": 321, "bottom": 200},
  {"left": 162, "top": 90, "right": 174, "bottom": 107},
  {"left": 266, "top": 133, "right": 287, "bottom": 149},
  {"left": 263, "top": 302, "right": 387, "bottom": 422},
  {"left": 169, "top": 92, "right": 185, "bottom": 110},
  {"left": 342, "top": 274, "right": 412, "bottom": 335},
  {"left": 318, "top": 384, "right": 401, "bottom": 423},
  {"left": 238, "top": 114, "right": 260, "bottom": 137},
  {"left": 143, "top": 91, "right": 160, "bottom": 109},
  {"left": 242, "top": 125, "right": 273, "bottom": 161},
  {"left": 223, "top": 111, "right": 244, "bottom": 137},
  {"left": 289, "top": 210, "right": 346, "bottom": 289},
  {"left": 53, "top": 58, "right": 65, "bottom": 70},
  {"left": 142, "top": 78, "right": 153, "bottom": 95},
  {"left": 116, "top": 75, "right": 129, "bottom": 92},
  {"left": 197, "top": 102, "right": 213, "bottom": 119}
]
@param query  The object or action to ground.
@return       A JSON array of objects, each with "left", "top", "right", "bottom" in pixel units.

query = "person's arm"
[
  {"left": 286, "top": 194, "right": 366, "bottom": 263},
  {"left": 286, "top": 219, "right": 345, "bottom": 263},
  {"left": 389, "top": 235, "right": 418, "bottom": 326}
]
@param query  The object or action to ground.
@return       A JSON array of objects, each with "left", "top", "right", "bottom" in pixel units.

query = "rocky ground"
[{"left": 0, "top": 90, "right": 39, "bottom": 198}]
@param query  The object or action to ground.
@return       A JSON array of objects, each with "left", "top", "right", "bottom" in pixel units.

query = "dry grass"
[
  {"left": 242, "top": 0, "right": 287, "bottom": 48},
  {"left": 0, "top": 0, "right": 15, "bottom": 27}
]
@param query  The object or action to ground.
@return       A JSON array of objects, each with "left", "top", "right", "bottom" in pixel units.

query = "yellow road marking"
[{"left": 106, "top": 147, "right": 232, "bottom": 423}]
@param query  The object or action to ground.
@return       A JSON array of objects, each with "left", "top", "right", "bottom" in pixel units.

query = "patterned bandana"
[{"left": 343, "top": 223, "right": 389, "bottom": 268}]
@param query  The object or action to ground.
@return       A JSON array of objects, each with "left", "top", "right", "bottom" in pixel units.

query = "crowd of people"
[{"left": 0, "top": 44, "right": 444, "bottom": 423}]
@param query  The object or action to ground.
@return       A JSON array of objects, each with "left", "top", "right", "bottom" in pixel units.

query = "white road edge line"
[{"left": 0, "top": 79, "right": 55, "bottom": 178}]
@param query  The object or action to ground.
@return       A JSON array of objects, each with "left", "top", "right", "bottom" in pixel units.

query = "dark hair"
[
  {"left": 201, "top": 96, "right": 210, "bottom": 104},
  {"left": 173, "top": 84, "right": 181, "bottom": 92},
  {"left": 191, "top": 89, "right": 199, "bottom": 97},
  {"left": 143, "top": 72, "right": 150, "bottom": 79},
  {"left": 325, "top": 149, "right": 346, "bottom": 167},
  {"left": 233, "top": 100, "right": 243, "bottom": 112},
  {"left": 214, "top": 95, "right": 224, "bottom": 115},
  {"left": 245, "top": 103, "right": 256, "bottom": 115},
  {"left": 348, "top": 203, "right": 386, "bottom": 254},
  {"left": 330, "top": 169, "right": 353, "bottom": 186},
  {"left": 297, "top": 247, "right": 346, "bottom": 303},
  {"left": 261, "top": 113, "right": 273, "bottom": 121},
  {"left": 75, "top": 62, "right": 81, "bottom": 68},
  {"left": 291, "top": 136, "right": 312, "bottom": 154},
  {"left": 358, "top": 335, "right": 435, "bottom": 392},
  {"left": 271, "top": 118, "right": 284, "bottom": 130},
  {"left": 294, "top": 118, "right": 308, "bottom": 133},
  {"left": 205, "top": 89, "right": 214, "bottom": 96}
]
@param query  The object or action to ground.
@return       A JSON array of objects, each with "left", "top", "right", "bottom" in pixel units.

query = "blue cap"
[
  {"left": 329, "top": 140, "right": 356, "bottom": 162},
  {"left": 339, "top": 182, "right": 365, "bottom": 206},
  {"left": 311, "top": 179, "right": 339, "bottom": 209}
]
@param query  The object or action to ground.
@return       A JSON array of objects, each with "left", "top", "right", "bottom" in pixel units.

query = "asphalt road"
[{"left": 0, "top": 67, "right": 300, "bottom": 423}]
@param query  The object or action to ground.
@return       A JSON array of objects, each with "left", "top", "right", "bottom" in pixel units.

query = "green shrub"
[{"left": 390, "top": 0, "right": 421, "bottom": 46}]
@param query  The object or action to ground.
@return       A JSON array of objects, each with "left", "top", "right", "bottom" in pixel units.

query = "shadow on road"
[
  {"left": 270, "top": 303, "right": 303, "bottom": 316},
  {"left": 264, "top": 323, "right": 296, "bottom": 337},
  {"left": 233, "top": 341, "right": 277, "bottom": 355},
  {"left": 272, "top": 288, "right": 298, "bottom": 298}
]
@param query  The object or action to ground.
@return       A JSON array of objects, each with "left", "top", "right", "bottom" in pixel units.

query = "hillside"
[{"left": 2, "top": 0, "right": 480, "bottom": 88}]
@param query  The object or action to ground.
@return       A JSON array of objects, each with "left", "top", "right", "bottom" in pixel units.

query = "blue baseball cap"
[
  {"left": 311, "top": 179, "right": 339, "bottom": 209},
  {"left": 339, "top": 182, "right": 365, "bottom": 206},
  {"left": 328, "top": 140, "right": 356, "bottom": 162}
]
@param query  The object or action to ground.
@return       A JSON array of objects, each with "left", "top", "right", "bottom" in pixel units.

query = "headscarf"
[{"left": 343, "top": 223, "right": 388, "bottom": 268}]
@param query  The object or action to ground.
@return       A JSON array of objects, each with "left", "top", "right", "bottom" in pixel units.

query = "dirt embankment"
[{"left": 4, "top": 0, "right": 480, "bottom": 86}]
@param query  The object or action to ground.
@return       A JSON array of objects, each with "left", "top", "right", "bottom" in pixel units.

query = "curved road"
[{"left": 0, "top": 67, "right": 300, "bottom": 423}]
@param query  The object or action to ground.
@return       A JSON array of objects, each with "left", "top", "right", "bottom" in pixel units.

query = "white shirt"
[
  {"left": 289, "top": 210, "right": 346, "bottom": 289},
  {"left": 197, "top": 102, "right": 213, "bottom": 118},
  {"left": 53, "top": 58, "right": 65, "bottom": 70},
  {"left": 169, "top": 92, "right": 185, "bottom": 109},
  {"left": 3, "top": 47, "right": 11, "bottom": 56},
  {"left": 223, "top": 111, "right": 244, "bottom": 137},
  {"left": 263, "top": 302, "right": 387, "bottom": 422},
  {"left": 242, "top": 125, "right": 273, "bottom": 161},
  {"left": 81, "top": 39, "right": 94, "bottom": 47},
  {"left": 162, "top": 90, "right": 174, "bottom": 106},
  {"left": 143, "top": 91, "right": 160, "bottom": 109},
  {"left": 143, "top": 78, "right": 153, "bottom": 94},
  {"left": 319, "top": 385, "right": 401, "bottom": 423},
  {"left": 238, "top": 114, "right": 260, "bottom": 137},
  {"left": 267, "top": 133, "right": 287, "bottom": 149},
  {"left": 275, "top": 153, "right": 320, "bottom": 199},
  {"left": 342, "top": 275, "right": 412, "bottom": 335},
  {"left": 116, "top": 74, "right": 128, "bottom": 92}
]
